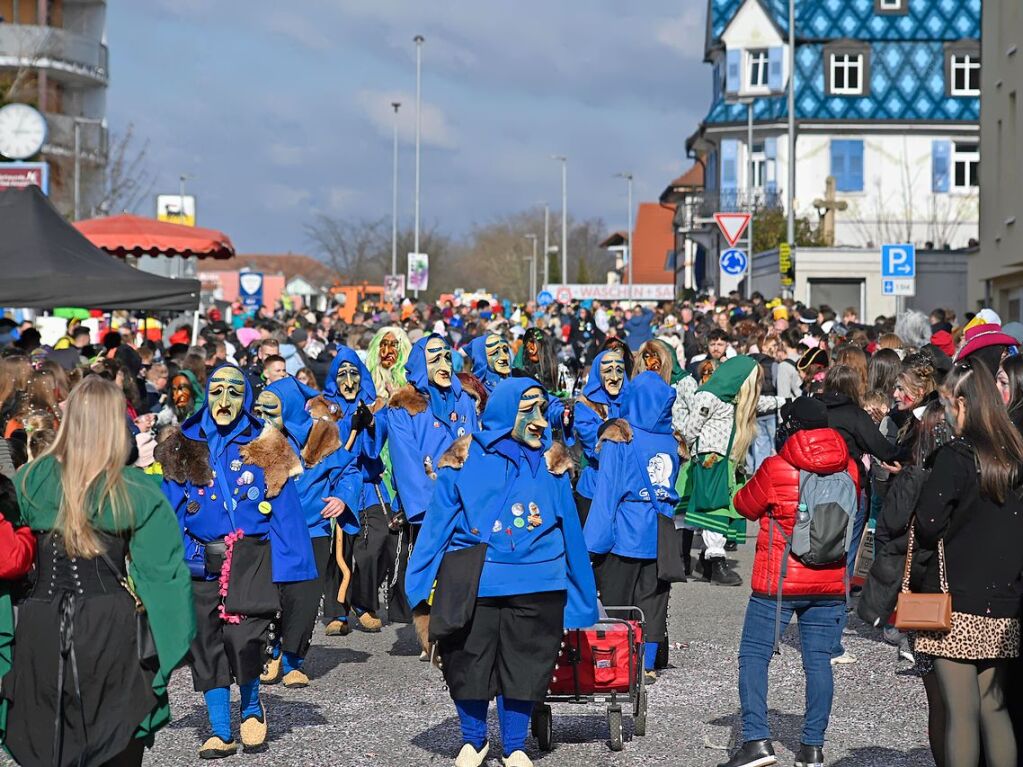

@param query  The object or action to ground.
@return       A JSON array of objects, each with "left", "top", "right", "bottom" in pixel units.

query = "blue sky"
[{"left": 107, "top": 1, "right": 710, "bottom": 254}]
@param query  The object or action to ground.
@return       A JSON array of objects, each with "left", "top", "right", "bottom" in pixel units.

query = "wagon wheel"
[
  {"left": 608, "top": 705, "right": 624, "bottom": 751},
  {"left": 535, "top": 704, "right": 554, "bottom": 752},
  {"left": 634, "top": 681, "right": 648, "bottom": 736}
]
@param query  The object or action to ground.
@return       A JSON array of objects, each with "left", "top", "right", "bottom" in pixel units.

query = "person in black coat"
[{"left": 821, "top": 365, "right": 899, "bottom": 479}]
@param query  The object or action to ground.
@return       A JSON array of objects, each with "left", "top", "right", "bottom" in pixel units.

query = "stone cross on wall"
[{"left": 812, "top": 176, "right": 848, "bottom": 247}]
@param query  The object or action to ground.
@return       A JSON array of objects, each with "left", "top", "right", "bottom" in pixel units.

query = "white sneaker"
[
  {"left": 502, "top": 750, "right": 534, "bottom": 767},
  {"left": 454, "top": 741, "right": 489, "bottom": 767},
  {"left": 830, "top": 651, "right": 856, "bottom": 665}
]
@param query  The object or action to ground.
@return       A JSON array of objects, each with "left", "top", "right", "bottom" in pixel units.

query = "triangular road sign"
[{"left": 714, "top": 212, "right": 751, "bottom": 247}]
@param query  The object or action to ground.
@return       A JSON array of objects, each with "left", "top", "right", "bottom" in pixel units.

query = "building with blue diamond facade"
[{"left": 686, "top": 0, "right": 980, "bottom": 257}]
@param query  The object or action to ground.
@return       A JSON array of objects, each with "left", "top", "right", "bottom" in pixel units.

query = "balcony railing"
[
  {"left": 674, "top": 189, "right": 784, "bottom": 230},
  {"left": 42, "top": 112, "right": 108, "bottom": 162},
  {"left": 0, "top": 25, "right": 108, "bottom": 85}
]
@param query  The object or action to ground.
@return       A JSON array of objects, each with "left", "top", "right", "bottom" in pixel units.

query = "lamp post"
[
  {"left": 390, "top": 101, "right": 401, "bottom": 277},
  {"left": 614, "top": 172, "right": 634, "bottom": 301},
  {"left": 543, "top": 203, "right": 550, "bottom": 288},
  {"left": 553, "top": 155, "right": 567, "bottom": 284},
  {"left": 524, "top": 233, "right": 538, "bottom": 301},
  {"left": 413, "top": 35, "right": 424, "bottom": 263},
  {"left": 746, "top": 99, "right": 754, "bottom": 300},
  {"left": 787, "top": 0, "right": 796, "bottom": 263}
]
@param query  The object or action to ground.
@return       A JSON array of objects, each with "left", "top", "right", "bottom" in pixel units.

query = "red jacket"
[
  {"left": 734, "top": 428, "right": 858, "bottom": 599},
  {"left": 0, "top": 512, "right": 35, "bottom": 580}
]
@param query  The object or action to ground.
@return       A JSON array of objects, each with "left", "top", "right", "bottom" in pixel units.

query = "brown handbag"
[{"left": 894, "top": 523, "right": 952, "bottom": 632}]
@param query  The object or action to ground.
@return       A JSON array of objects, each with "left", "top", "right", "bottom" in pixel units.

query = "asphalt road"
[{"left": 132, "top": 537, "right": 934, "bottom": 767}]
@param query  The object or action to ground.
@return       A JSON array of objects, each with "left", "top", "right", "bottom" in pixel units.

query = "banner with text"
[{"left": 544, "top": 283, "right": 675, "bottom": 302}]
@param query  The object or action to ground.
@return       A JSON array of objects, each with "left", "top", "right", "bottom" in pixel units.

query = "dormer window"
[
  {"left": 945, "top": 40, "right": 981, "bottom": 97},
  {"left": 824, "top": 41, "right": 871, "bottom": 96},
  {"left": 875, "top": 0, "right": 908, "bottom": 14},
  {"left": 748, "top": 49, "right": 769, "bottom": 89}
]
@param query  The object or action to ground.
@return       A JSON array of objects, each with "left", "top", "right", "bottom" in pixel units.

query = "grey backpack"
[{"left": 769, "top": 468, "right": 857, "bottom": 652}]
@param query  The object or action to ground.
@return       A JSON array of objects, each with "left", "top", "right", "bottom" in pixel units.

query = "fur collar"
[
  {"left": 389, "top": 384, "right": 428, "bottom": 416},
  {"left": 578, "top": 394, "right": 608, "bottom": 421},
  {"left": 544, "top": 441, "right": 574, "bottom": 477},
  {"left": 238, "top": 424, "right": 303, "bottom": 498},
  {"left": 598, "top": 418, "right": 633, "bottom": 446},
  {"left": 437, "top": 434, "right": 472, "bottom": 471},
  {"left": 435, "top": 434, "right": 574, "bottom": 478},
  {"left": 303, "top": 395, "right": 343, "bottom": 467},
  {"left": 154, "top": 429, "right": 214, "bottom": 486}
]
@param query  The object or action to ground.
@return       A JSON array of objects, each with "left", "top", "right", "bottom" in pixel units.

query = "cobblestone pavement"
[{"left": 139, "top": 542, "right": 933, "bottom": 766}]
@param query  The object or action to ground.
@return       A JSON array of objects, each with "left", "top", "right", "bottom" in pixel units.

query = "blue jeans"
[
  {"left": 748, "top": 414, "right": 777, "bottom": 473},
  {"left": 833, "top": 490, "right": 867, "bottom": 656},
  {"left": 738, "top": 596, "right": 844, "bottom": 746}
]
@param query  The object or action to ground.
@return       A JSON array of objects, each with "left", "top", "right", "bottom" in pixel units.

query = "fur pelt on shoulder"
[
  {"left": 544, "top": 441, "right": 574, "bottom": 477},
  {"left": 239, "top": 424, "right": 303, "bottom": 498},
  {"left": 597, "top": 418, "right": 633, "bottom": 447},
  {"left": 437, "top": 435, "right": 472, "bottom": 471},
  {"left": 154, "top": 428, "right": 214, "bottom": 486},
  {"left": 577, "top": 395, "right": 608, "bottom": 421},
  {"left": 389, "top": 384, "right": 428, "bottom": 416},
  {"left": 303, "top": 395, "right": 343, "bottom": 467}
]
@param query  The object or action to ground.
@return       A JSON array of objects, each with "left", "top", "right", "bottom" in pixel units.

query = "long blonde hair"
[
  {"left": 730, "top": 365, "right": 763, "bottom": 463},
  {"left": 36, "top": 376, "right": 131, "bottom": 557}
]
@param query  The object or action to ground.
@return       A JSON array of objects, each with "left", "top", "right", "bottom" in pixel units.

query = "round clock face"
[{"left": 0, "top": 103, "right": 48, "bottom": 160}]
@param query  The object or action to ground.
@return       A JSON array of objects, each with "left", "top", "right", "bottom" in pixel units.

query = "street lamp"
[
  {"left": 390, "top": 101, "right": 401, "bottom": 277},
  {"left": 552, "top": 155, "right": 567, "bottom": 284},
  {"left": 413, "top": 35, "right": 424, "bottom": 263},
  {"left": 614, "top": 172, "right": 634, "bottom": 301},
  {"left": 524, "top": 233, "right": 538, "bottom": 300}
]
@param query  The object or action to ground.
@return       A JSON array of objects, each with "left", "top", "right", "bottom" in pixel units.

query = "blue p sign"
[{"left": 881, "top": 244, "right": 915, "bottom": 278}]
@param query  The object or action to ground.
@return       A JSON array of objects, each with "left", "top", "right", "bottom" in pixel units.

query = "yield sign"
[{"left": 714, "top": 212, "right": 752, "bottom": 247}]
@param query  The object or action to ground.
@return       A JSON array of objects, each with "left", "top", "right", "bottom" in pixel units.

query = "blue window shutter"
[
  {"left": 932, "top": 139, "right": 951, "bottom": 193},
  {"left": 707, "top": 151, "right": 718, "bottom": 191},
  {"left": 848, "top": 140, "right": 864, "bottom": 191},
  {"left": 726, "top": 49, "right": 740, "bottom": 95},
  {"left": 721, "top": 139, "right": 738, "bottom": 192},
  {"left": 830, "top": 140, "right": 848, "bottom": 190},
  {"left": 768, "top": 47, "right": 783, "bottom": 91},
  {"left": 764, "top": 137, "right": 778, "bottom": 193}
]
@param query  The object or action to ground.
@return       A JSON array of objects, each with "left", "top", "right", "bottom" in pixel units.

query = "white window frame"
[
  {"left": 879, "top": 0, "right": 902, "bottom": 10},
  {"left": 950, "top": 54, "right": 981, "bottom": 96},
  {"left": 747, "top": 49, "right": 769, "bottom": 91},
  {"left": 830, "top": 53, "right": 864, "bottom": 95},
  {"left": 749, "top": 143, "right": 767, "bottom": 189},
  {"left": 951, "top": 142, "right": 979, "bottom": 192}
]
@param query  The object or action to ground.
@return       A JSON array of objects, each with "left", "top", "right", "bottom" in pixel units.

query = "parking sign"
[{"left": 881, "top": 244, "right": 915, "bottom": 279}]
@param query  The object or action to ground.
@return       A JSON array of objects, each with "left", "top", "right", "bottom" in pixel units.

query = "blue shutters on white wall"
[
  {"left": 932, "top": 140, "right": 951, "bottom": 193},
  {"left": 830, "top": 139, "right": 864, "bottom": 192},
  {"left": 764, "top": 137, "right": 778, "bottom": 193},
  {"left": 768, "top": 47, "right": 783, "bottom": 91},
  {"left": 726, "top": 49, "right": 740, "bottom": 95},
  {"left": 721, "top": 139, "right": 739, "bottom": 209}
]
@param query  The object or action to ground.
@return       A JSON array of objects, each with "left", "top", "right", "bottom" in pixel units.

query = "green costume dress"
[{"left": 0, "top": 456, "right": 195, "bottom": 764}]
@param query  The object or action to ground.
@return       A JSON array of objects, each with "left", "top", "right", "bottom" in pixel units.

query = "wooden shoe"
[
  {"left": 325, "top": 619, "right": 351, "bottom": 637},
  {"left": 454, "top": 741, "right": 489, "bottom": 767},
  {"left": 282, "top": 669, "right": 309, "bottom": 688},
  {"left": 198, "top": 736, "right": 238, "bottom": 759},
  {"left": 502, "top": 750, "right": 534, "bottom": 767},
  {"left": 240, "top": 707, "right": 268, "bottom": 749},
  {"left": 357, "top": 611, "right": 383, "bottom": 632},
  {"left": 260, "top": 654, "right": 281, "bottom": 684}
]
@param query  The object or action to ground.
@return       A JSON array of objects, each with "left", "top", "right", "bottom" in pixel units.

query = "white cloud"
[
  {"left": 655, "top": 8, "right": 705, "bottom": 60},
  {"left": 325, "top": 186, "right": 357, "bottom": 213},
  {"left": 355, "top": 89, "right": 458, "bottom": 150},
  {"left": 261, "top": 11, "right": 332, "bottom": 51},
  {"left": 261, "top": 183, "right": 311, "bottom": 210}
]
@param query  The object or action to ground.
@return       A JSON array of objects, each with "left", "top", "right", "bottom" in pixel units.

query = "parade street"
[{"left": 140, "top": 542, "right": 932, "bottom": 767}]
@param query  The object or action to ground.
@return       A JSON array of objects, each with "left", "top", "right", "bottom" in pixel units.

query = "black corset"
[{"left": 29, "top": 530, "right": 129, "bottom": 600}]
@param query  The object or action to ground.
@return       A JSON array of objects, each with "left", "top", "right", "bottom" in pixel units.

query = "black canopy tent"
[{"left": 0, "top": 186, "right": 200, "bottom": 311}]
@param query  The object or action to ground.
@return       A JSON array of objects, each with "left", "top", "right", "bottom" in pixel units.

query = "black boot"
[
  {"left": 699, "top": 550, "right": 711, "bottom": 581},
  {"left": 716, "top": 739, "right": 777, "bottom": 767},
  {"left": 725, "top": 540, "right": 738, "bottom": 552},
  {"left": 794, "top": 744, "right": 824, "bottom": 767},
  {"left": 681, "top": 528, "right": 695, "bottom": 577},
  {"left": 708, "top": 556, "right": 743, "bottom": 586}
]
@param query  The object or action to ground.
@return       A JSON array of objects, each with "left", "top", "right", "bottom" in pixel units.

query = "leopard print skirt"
[{"left": 913, "top": 612, "right": 1020, "bottom": 660}]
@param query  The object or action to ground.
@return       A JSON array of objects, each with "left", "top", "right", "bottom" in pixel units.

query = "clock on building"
[{"left": 0, "top": 103, "right": 48, "bottom": 160}]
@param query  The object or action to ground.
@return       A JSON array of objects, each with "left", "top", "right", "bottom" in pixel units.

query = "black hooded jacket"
[{"left": 820, "top": 391, "right": 899, "bottom": 471}]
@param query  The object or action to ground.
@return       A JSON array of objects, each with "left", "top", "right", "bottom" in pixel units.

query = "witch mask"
[
  {"left": 512, "top": 387, "right": 548, "bottom": 449},
  {"left": 600, "top": 350, "right": 626, "bottom": 396},
  {"left": 209, "top": 367, "right": 246, "bottom": 426},
  {"left": 486, "top": 334, "right": 511, "bottom": 376},
  {"left": 254, "top": 390, "right": 283, "bottom": 430},
  {"left": 335, "top": 361, "right": 362, "bottom": 402},
  {"left": 171, "top": 374, "right": 195, "bottom": 416},
  {"left": 426, "top": 338, "right": 453, "bottom": 389}
]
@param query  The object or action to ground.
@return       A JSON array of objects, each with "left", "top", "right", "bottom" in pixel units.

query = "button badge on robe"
[
  {"left": 230, "top": 459, "right": 243, "bottom": 472},
  {"left": 186, "top": 500, "right": 200, "bottom": 515},
  {"left": 492, "top": 519, "right": 503, "bottom": 533},
  {"left": 258, "top": 501, "right": 273, "bottom": 515},
  {"left": 511, "top": 503, "right": 525, "bottom": 517},
  {"left": 449, "top": 411, "right": 458, "bottom": 422},
  {"left": 246, "top": 486, "right": 261, "bottom": 501},
  {"left": 513, "top": 517, "right": 526, "bottom": 528},
  {"left": 236, "top": 470, "right": 254, "bottom": 486},
  {"left": 527, "top": 502, "right": 543, "bottom": 530}
]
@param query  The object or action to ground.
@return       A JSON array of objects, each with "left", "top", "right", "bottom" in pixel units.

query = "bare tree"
[
  {"left": 94, "top": 123, "right": 154, "bottom": 216},
  {"left": 305, "top": 215, "right": 390, "bottom": 283}
]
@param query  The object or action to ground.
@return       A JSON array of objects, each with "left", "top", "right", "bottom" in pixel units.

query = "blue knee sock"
[
  {"left": 282, "top": 651, "right": 304, "bottom": 674},
  {"left": 270, "top": 643, "right": 281, "bottom": 660},
  {"left": 238, "top": 680, "right": 262, "bottom": 719},
  {"left": 644, "top": 642, "right": 658, "bottom": 671},
  {"left": 497, "top": 696, "right": 533, "bottom": 756},
  {"left": 454, "top": 699, "right": 489, "bottom": 749},
  {"left": 203, "top": 687, "right": 232, "bottom": 741}
]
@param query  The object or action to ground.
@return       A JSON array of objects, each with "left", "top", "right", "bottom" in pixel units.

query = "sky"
[{"left": 106, "top": 1, "right": 711, "bottom": 255}]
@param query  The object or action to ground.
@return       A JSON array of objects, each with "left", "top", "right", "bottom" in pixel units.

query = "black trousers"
[
  {"left": 349, "top": 503, "right": 394, "bottom": 613},
  {"left": 279, "top": 535, "right": 331, "bottom": 658},
  {"left": 574, "top": 492, "right": 592, "bottom": 528},
  {"left": 439, "top": 591, "right": 566, "bottom": 702},
  {"left": 593, "top": 553, "right": 670, "bottom": 643},
  {"left": 386, "top": 523, "right": 418, "bottom": 624},
  {"left": 321, "top": 526, "right": 354, "bottom": 623},
  {"left": 189, "top": 579, "right": 272, "bottom": 691}
]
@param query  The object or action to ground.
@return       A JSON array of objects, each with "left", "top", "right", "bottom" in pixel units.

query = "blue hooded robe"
[
  {"left": 572, "top": 350, "right": 631, "bottom": 499},
  {"left": 463, "top": 335, "right": 508, "bottom": 393},
  {"left": 405, "top": 378, "right": 598, "bottom": 629},
  {"left": 162, "top": 364, "right": 317, "bottom": 583},
  {"left": 323, "top": 346, "right": 391, "bottom": 512},
  {"left": 387, "top": 335, "right": 479, "bottom": 524},
  {"left": 584, "top": 371, "right": 680, "bottom": 560},
  {"left": 266, "top": 376, "right": 360, "bottom": 538}
]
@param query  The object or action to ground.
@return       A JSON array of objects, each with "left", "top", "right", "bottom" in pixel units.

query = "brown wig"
[
  {"left": 944, "top": 360, "right": 1023, "bottom": 503},
  {"left": 833, "top": 345, "right": 868, "bottom": 399},
  {"left": 823, "top": 364, "right": 863, "bottom": 407}
]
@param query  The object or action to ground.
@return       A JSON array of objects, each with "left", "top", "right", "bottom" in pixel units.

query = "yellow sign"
[
  {"left": 156, "top": 194, "right": 196, "bottom": 227},
  {"left": 779, "top": 242, "right": 794, "bottom": 287}
]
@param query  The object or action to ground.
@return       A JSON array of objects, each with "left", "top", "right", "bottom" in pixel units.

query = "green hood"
[{"left": 696, "top": 355, "right": 757, "bottom": 404}]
